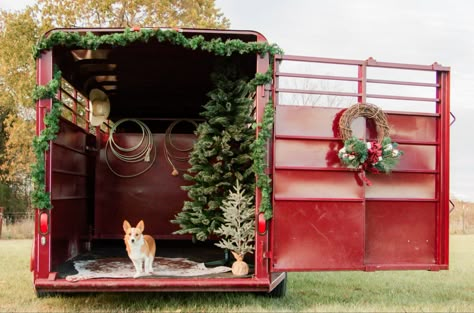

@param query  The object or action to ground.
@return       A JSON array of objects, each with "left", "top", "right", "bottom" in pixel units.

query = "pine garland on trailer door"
[{"left": 171, "top": 69, "right": 256, "bottom": 242}]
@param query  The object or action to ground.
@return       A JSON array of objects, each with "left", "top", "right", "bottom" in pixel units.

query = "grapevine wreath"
[{"left": 337, "top": 103, "right": 403, "bottom": 185}]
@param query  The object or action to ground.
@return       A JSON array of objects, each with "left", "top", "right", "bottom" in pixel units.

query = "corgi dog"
[{"left": 123, "top": 220, "right": 156, "bottom": 278}]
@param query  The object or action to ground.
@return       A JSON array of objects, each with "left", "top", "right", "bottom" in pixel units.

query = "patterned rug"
[{"left": 66, "top": 257, "right": 231, "bottom": 282}]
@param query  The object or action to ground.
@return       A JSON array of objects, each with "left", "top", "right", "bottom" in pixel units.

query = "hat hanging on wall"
[{"left": 89, "top": 88, "right": 110, "bottom": 126}]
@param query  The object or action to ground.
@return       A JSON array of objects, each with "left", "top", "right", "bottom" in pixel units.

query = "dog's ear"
[
  {"left": 123, "top": 220, "right": 131, "bottom": 233},
  {"left": 136, "top": 220, "right": 145, "bottom": 232}
]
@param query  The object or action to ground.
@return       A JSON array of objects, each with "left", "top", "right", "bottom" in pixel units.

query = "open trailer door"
[{"left": 270, "top": 54, "right": 451, "bottom": 272}]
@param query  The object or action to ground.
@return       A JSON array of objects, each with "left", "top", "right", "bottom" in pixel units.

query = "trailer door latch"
[{"left": 263, "top": 251, "right": 273, "bottom": 259}]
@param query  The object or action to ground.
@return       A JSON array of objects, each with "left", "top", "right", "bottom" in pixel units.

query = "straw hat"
[{"left": 89, "top": 88, "right": 110, "bottom": 126}]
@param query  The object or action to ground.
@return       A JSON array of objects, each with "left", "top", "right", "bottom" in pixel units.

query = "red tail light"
[
  {"left": 257, "top": 212, "right": 267, "bottom": 235},
  {"left": 39, "top": 212, "right": 49, "bottom": 234}
]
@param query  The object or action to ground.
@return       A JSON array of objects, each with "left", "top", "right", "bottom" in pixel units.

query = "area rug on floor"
[{"left": 65, "top": 257, "right": 231, "bottom": 282}]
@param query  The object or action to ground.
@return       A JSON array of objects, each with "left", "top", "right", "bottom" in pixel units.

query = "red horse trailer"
[{"left": 32, "top": 28, "right": 451, "bottom": 297}]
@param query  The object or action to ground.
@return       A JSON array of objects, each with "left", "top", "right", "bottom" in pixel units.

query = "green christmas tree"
[{"left": 171, "top": 69, "right": 256, "bottom": 241}]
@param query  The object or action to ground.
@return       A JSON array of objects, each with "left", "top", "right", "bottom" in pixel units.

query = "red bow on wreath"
[{"left": 360, "top": 141, "right": 382, "bottom": 185}]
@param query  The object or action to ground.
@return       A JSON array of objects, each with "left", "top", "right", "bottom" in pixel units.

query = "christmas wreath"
[{"left": 337, "top": 103, "right": 403, "bottom": 185}]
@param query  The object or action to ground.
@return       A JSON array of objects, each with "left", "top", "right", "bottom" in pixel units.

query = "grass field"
[{"left": 0, "top": 235, "right": 473, "bottom": 312}]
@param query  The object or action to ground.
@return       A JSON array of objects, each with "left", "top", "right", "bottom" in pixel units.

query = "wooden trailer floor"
[{"left": 55, "top": 240, "right": 253, "bottom": 280}]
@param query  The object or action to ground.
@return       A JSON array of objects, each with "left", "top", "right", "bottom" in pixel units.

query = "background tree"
[
  {"left": 33, "top": 0, "right": 229, "bottom": 29},
  {"left": 0, "top": 10, "right": 38, "bottom": 216},
  {"left": 0, "top": 0, "right": 229, "bottom": 217}
]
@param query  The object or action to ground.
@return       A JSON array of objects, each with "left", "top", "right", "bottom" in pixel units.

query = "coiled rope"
[
  {"left": 164, "top": 119, "right": 198, "bottom": 176},
  {"left": 105, "top": 119, "right": 156, "bottom": 178}
]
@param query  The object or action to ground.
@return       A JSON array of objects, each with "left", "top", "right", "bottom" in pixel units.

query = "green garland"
[
  {"left": 32, "top": 28, "right": 278, "bottom": 218},
  {"left": 31, "top": 70, "right": 62, "bottom": 209},
  {"left": 246, "top": 65, "right": 274, "bottom": 219},
  {"left": 251, "top": 101, "right": 274, "bottom": 219},
  {"left": 33, "top": 28, "right": 283, "bottom": 59}
]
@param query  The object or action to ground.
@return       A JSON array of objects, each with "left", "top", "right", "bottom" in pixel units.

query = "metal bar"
[
  {"left": 437, "top": 69, "right": 451, "bottom": 266},
  {"left": 366, "top": 93, "right": 439, "bottom": 102},
  {"left": 51, "top": 196, "right": 89, "bottom": 201},
  {"left": 59, "top": 88, "right": 87, "bottom": 108},
  {"left": 34, "top": 277, "right": 271, "bottom": 293},
  {"left": 367, "top": 78, "right": 439, "bottom": 88},
  {"left": 383, "top": 111, "right": 440, "bottom": 117},
  {"left": 276, "top": 54, "right": 365, "bottom": 65},
  {"left": 273, "top": 264, "right": 447, "bottom": 272},
  {"left": 358, "top": 62, "right": 367, "bottom": 103},
  {"left": 44, "top": 27, "right": 265, "bottom": 40},
  {"left": 52, "top": 169, "right": 88, "bottom": 177},
  {"left": 275, "top": 166, "right": 348, "bottom": 172},
  {"left": 56, "top": 101, "right": 88, "bottom": 124},
  {"left": 276, "top": 72, "right": 360, "bottom": 82},
  {"left": 274, "top": 166, "right": 439, "bottom": 174},
  {"left": 274, "top": 134, "right": 439, "bottom": 145},
  {"left": 275, "top": 135, "right": 341, "bottom": 141},
  {"left": 274, "top": 196, "right": 364, "bottom": 202},
  {"left": 52, "top": 142, "right": 86, "bottom": 155},
  {"left": 270, "top": 54, "right": 279, "bottom": 283},
  {"left": 110, "top": 117, "right": 205, "bottom": 122},
  {"left": 365, "top": 198, "right": 439, "bottom": 202},
  {"left": 276, "top": 55, "right": 450, "bottom": 71},
  {"left": 277, "top": 88, "right": 360, "bottom": 98},
  {"left": 364, "top": 264, "right": 447, "bottom": 271},
  {"left": 86, "top": 99, "right": 90, "bottom": 133},
  {"left": 254, "top": 51, "right": 271, "bottom": 281},
  {"left": 73, "top": 89, "right": 77, "bottom": 124},
  {"left": 35, "top": 50, "right": 53, "bottom": 279},
  {"left": 367, "top": 58, "right": 450, "bottom": 71}
]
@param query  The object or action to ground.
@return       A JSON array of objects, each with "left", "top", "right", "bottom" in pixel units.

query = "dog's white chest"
[{"left": 128, "top": 238, "right": 146, "bottom": 259}]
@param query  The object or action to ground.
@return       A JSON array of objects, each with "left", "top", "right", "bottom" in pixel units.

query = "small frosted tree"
[{"left": 214, "top": 180, "right": 255, "bottom": 275}]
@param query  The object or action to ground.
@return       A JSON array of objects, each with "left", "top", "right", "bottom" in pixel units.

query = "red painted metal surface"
[
  {"left": 365, "top": 201, "right": 436, "bottom": 264},
  {"left": 50, "top": 119, "right": 93, "bottom": 269},
  {"left": 436, "top": 69, "right": 451, "bottom": 267},
  {"left": 34, "top": 28, "right": 450, "bottom": 295},
  {"left": 275, "top": 106, "right": 365, "bottom": 139},
  {"left": 34, "top": 50, "right": 53, "bottom": 279},
  {"left": 271, "top": 54, "right": 450, "bottom": 272},
  {"left": 34, "top": 277, "right": 271, "bottom": 293},
  {"left": 273, "top": 201, "right": 365, "bottom": 271},
  {"left": 274, "top": 170, "right": 364, "bottom": 200}
]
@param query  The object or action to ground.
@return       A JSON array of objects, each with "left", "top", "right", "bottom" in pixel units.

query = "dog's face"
[{"left": 123, "top": 220, "right": 145, "bottom": 246}]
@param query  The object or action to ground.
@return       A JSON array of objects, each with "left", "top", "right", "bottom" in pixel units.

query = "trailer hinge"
[
  {"left": 48, "top": 272, "right": 58, "bottom": 281},
  {"left": 263, "top": 251, "right": 273, "bottom": 259}
]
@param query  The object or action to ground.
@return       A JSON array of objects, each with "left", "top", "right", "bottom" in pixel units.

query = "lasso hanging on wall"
[
  {"left": 337, "top": 103, "right": 403, "bottom": 186},
  {"left": 105, "top": 119, "right": 157, "bottom": 178},
  {"left": 164, "top": 119, "right": 198, "bottom": 176}
]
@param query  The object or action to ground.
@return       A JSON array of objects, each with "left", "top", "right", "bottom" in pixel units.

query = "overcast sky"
[
  {"left": 215, "top": 0, "right": 474, "bottom": 201},
  {"left": 1, "top": 0, "right": 473, "bottom": 201}
]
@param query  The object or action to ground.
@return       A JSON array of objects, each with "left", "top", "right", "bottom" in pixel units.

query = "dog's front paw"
[{"left": 133, "top": 272, "right": 141, "bottom": 278}]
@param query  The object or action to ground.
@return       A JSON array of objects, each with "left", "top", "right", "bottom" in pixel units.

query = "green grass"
[{"left": 0, "top": 235, "right": 473, "bottom": 312}]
